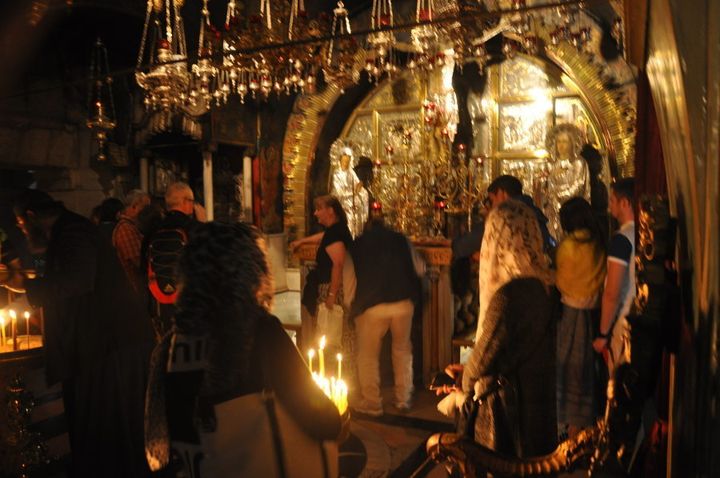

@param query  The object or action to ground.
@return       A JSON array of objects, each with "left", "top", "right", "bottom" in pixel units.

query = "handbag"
[
  {"left": 197, "top": 391, "right": 338, "bottom": 478},
  {"left": 317, "top": 303, "right": 344, "bottom": 347},
  {"left": 302, "top": 269, "right": 319, "bottom": 316}
]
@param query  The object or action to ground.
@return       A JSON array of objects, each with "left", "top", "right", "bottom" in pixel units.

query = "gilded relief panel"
[
  {"left": 500, "top": 57, "right": 550, "bottom": 97},
  {"left": 498, "top": 103, "right": 548, "bottom": 152}
]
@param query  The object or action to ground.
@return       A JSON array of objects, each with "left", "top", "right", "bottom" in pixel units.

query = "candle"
[
  {"left": 319, "top": 336, "right": 326, "bottom": 377},
  {"left": 336, "top": 353, "right": 342, "bottom": 381},
  {"left": 337, "top": 380, "right": 348, "bottom": 415},
  {"left": 307, "top": 349, "right": 315, "bottom": 374},
  {"left": 24, "top": 311, "right": 30, "bottom": 349},
  {"left": 9, "top": 309, "right": 17, "bottom": 351},
  {"left": 0, "top": 311, "right": 6, "bottom": 346}
]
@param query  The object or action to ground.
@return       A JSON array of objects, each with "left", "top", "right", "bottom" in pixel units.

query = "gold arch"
[
  {"left": 544, "top": 42, "right": 636, "bottom": 176},
  {"left": 282, "top": 51, "right": 368, "bottom": 240},
  {"left": 283, "top": 46, "right": 636, "bottom": 237}
]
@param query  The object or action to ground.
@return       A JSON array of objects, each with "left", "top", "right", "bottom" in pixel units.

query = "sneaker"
[{"left": 352, "top": 400, "right": 384, "bottom": 417}]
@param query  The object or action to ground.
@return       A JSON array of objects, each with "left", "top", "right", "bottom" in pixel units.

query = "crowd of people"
[
  {"left": 433, "top": 174, "right": 636, "bottom": 461},
  {"left": 0, "top": 163, "right": 638, "bottom": 475}
]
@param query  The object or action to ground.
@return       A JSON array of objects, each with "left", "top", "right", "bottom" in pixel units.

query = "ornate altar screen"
[
  {"left": 470, "top": 55, "right": 609, "bottom": 198},
  {"left": 339, "top": 55, "right": 611, "bottom": 237}
]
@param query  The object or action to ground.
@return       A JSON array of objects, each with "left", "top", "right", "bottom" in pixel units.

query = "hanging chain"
[
  {"left": 165, "top": 0, "right": 172, "bottom": 46},
  {"left": 226, "top": 0, "right": 237, "bottom": 28},
  {"left": 416, "top": 0, "right": 433, "bottom": 21},
  {"left": 136, "top": 0, "right": 154, "bottom": 67},
  {"left": 260, "top": 0, "right": 273, "bottom": 30}
]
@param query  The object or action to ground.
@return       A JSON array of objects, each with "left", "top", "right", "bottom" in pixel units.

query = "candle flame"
[
  {"left": 336, "top": 353, "right": 342, "bottom": 361},
  {"left": 319, "top": 335, "right": 326, "bottom": 350},
  {"left": 308, "top": 348, "right": 315, "bottom": 358},
  {"left": 24, "top": 311, "right": 30, "bottom": 320},
  {"left": 9, "top": 309, "right": 16, "bottom": 320}
]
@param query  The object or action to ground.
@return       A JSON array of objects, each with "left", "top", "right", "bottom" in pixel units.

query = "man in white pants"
[{"left": 351, "top": 214, "right": 422, "bottom": 416}]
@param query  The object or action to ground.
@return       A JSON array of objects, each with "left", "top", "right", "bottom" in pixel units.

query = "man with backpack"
[{"left": 145, "top": 182, "right": 202, "bottom": 337}]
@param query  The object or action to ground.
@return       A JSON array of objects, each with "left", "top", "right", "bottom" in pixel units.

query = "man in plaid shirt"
[{"left": 112, "top": 189, "right": 150, "bottom": 294}]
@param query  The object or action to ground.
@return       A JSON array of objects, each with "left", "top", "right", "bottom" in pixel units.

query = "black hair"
[
  {"left": 13, "top": 189, "right": 63, "bottom": 219},
  {"left": 559, "top": 197, "right": 606, "bottom": 251},
  {"left": 611, "top": 177, "right": 634, "bottom": 204},
  {"left": 487, "top": 175, "right": 523, "bottom": 197},
  {"left": 98, "top": 198, "right": 124, "bottom": 223},
  {"left": 314, "top": 195, "right": 348, "bottom": 226},
  {"left": 174, "top": 222, "right": 273, "bottom": 392}
]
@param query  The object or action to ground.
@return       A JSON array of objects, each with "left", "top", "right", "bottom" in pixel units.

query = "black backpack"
[{"left": 147, "top": 227, "right": 188, "bottom": 304}]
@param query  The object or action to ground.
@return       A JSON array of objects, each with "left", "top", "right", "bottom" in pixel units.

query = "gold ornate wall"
[{"left": 283, "top": 44, "right": 637, "bottom": 237}]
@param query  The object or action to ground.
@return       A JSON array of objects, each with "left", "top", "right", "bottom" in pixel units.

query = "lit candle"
[
  {"left": 0, "top": 311, "right": 6, "bottom": 346},
  {"left": 24, "top": 311, "right": 30, "bottom": 349},
  {"left": 337, "top": 380, "right": 348, "bottom": 415},
  {"left": 336, "top": 353, "right": 342, "bottom": 381},
  {"left": 307, "top": 349, "right": 315, "bottom": 374},
  {"left": 9, "top": 309, "right": 17, "bottom": 351},
  {"left": 319, "top": 335, "right": 326, "bottom": 377}
]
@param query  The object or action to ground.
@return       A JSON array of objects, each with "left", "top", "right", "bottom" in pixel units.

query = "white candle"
[
  {"left": 336, "top": 353, "right": 342, "bottom": 381},
  {"left": 9, "top": 309, "right": 16, "bottom": 350},
  {"left": 319, "top": 335, "right": 326, "bottom": 377},
  {"left": 24, "top": 311, "right": 30, "bottom": 349},
  {"left": 0, "top": 312, "right": 6, "bottom": 346},
  {"left": 307, "top": 349, "right": 315, "bottom": 374}
]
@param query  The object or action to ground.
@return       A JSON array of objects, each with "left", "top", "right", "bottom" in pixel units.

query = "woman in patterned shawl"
[
  {"left": 463, "top": 199, "right": 558, "bottom": 458},
  {"left": 476, "top": 199, "right": 553, "bottom": 341}
]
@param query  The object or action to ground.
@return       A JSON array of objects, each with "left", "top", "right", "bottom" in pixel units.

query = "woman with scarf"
[{"left": 438, "top": 200, "right": 557, "bottom": 459}]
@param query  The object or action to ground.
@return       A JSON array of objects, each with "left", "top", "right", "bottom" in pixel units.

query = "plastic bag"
[{"left": 317, "top": 304, "right": 344, "bottom": 347}]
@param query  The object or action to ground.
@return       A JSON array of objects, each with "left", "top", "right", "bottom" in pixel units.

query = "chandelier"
[
  {"left": 364, "top": 0, "right": 398, "bottom": 83},
  {"left": 136, "top": 0, "right": 191, "bottom": 113},
  {"left": 87, "top": 38, "right": 116, "bottom": 161},
  {"left": 134, "top": 0, "right": 610, "bottom": 112}
]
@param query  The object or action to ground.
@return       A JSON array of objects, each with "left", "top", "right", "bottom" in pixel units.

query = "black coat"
[
  {"left": 462, "top": 278, "right": 557, "bottom": 457},
  {"left": 25, "top": 209, "right": 154, "bottom": 385}
]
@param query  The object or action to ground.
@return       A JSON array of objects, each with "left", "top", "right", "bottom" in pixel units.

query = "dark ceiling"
[{"left": 0, "top": 0, "right": 618, "bottom": 103}]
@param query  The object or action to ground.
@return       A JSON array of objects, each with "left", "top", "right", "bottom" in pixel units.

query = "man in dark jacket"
[
  {"left": 1, "top": 189, "right": 154, "bottom": 477},
  {"left": 144, "top": 182, "right": 201, "bottom": 337},
  {"left": 350, "top": 214, "right": 421, "bottom": 416}
]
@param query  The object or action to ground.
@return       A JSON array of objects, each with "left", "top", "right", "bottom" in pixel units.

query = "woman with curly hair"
[{"left": 145, "top": 222, "right": 341, "bottom": 477}]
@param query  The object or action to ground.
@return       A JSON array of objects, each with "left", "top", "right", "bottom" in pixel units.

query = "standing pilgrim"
[
  {"left": 542, "top": 123, "right": 591, "bottom": 241},
  {"left": 0, "top": 189, "right": 154, "bottom": 477},
  {"left": 330, "top": 142, "right": 369, "bottom": 238}
]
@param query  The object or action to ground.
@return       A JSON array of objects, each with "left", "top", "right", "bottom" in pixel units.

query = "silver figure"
[
  {"left": 542, "top": 124, "right": 590, "bottom": 241},
  {"left": 330, "top": 141, "right": 369, "bottom": 238}
]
